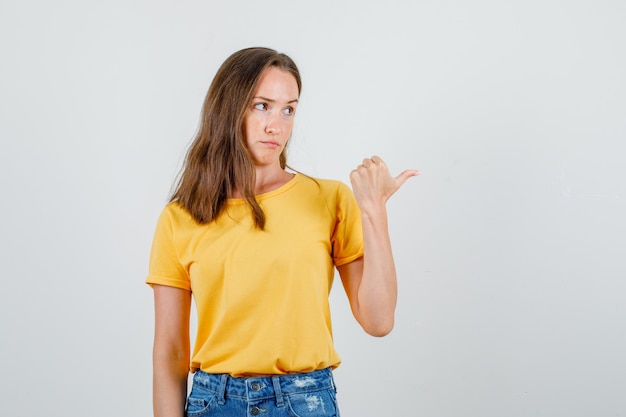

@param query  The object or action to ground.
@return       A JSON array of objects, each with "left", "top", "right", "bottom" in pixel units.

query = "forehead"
[{"left": 254, "top": 67, "right": 299, "bottom": 100}]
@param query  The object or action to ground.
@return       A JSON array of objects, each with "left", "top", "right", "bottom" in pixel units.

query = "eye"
[
  {"left": 283, "top": 106, "right": 295, "bottom": 116},
  {"left": 253, "top": 102, "right": 267, "bottom": 111}
]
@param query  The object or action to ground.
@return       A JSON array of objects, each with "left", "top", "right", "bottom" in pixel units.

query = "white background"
[{"left": 1, "top": 1, "right": 625, "bottom": 416}]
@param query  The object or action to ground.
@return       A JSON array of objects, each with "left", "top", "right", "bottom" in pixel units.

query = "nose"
[{"left": 265, "top": 114, "right": 282, "bottom": 135}]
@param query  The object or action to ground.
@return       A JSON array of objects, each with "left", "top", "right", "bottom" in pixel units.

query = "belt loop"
[
  {"left": 217, "top": 374, "right": 228, "bottom": 405},
  {"left": 271, "top": 376, "right": 284, "bottom": 407}
]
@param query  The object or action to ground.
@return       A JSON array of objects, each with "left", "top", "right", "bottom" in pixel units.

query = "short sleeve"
[
  {"left": 145, "top": 205, "right": 191, "bottom": 290},
  {"left": 331, "top": 182, "right": 364, "bottom": 266}
]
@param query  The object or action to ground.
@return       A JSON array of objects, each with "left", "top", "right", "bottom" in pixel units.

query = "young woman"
[{"left": 147, "top": 47, "right": 419, "bottom": 417}]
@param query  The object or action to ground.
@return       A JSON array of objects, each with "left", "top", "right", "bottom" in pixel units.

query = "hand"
[{"left": 349, "top": 156, "right": 419, "bottom": 210}]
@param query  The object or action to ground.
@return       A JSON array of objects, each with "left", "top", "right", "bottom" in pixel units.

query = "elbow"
[
  {"left": 351, "top": 293, "right": 397, "bottom": 337},
  {"left": 362, "top": 318, "right": 394, "bottom": 337}
]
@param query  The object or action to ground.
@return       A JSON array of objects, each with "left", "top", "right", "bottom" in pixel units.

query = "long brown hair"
[{"left": 170, "top": 47, "right": 302, "bottom": 229}]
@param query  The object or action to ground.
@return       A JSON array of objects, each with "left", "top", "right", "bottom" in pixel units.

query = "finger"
[
  {"left": 395, "top": 169, "right": 421, "bottom": 187},
  {"left": 370, "top": 155, "right": 384, "bottom": 165},
  {"left": 362, "top": 158, "right": 372, "bottom": 167}
]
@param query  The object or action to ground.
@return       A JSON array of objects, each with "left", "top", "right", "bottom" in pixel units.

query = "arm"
[
  {"left": 152, "top": 284, "right": 191, "bottom": 417},
  {"left": 338, "top": 156, "right": 419, "bottom": 337}
]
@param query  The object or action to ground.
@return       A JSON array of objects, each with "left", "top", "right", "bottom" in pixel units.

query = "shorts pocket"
[
  {"left": 185, "top": 387, "right": 218, "bottom": 417},
  {"left": 286, "top": 389, "right": 338, "bottom": 417}
]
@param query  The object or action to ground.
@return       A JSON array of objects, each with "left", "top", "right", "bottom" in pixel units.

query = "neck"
[
  {"left": 253, "top": 165, "right": 293, "bottom": 195},
  {"left": 231, "top": 165, "right": 293, "bottom": 198}
]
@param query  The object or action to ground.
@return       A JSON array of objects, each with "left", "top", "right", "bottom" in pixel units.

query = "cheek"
[
  {"left": 282, "top": 120, "right": 295, "bottom": 136},
  {"left": 245, "top": 114, "right": 263, "bottom": 131}
]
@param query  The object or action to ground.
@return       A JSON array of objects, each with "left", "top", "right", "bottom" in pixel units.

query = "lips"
[{"left": 261, "top": 140, "right": 280, "bottom": 148}]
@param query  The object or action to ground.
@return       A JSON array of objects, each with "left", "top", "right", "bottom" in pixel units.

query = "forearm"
[
  {"left": 344, "top": 155, "right": 418, "bottom": 336},
  {"left": 153, "top": 347, "right": 189, "bottom": 417},
  {"left": 356, "top": 204, "right": 398, "bottom": 336}
]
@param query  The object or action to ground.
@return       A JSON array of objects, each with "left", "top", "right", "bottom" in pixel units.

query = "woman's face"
[{"left": 244, "top": 66, "right": 299, "bottom": 167}]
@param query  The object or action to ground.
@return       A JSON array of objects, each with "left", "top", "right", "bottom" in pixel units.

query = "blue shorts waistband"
[{"left": 191, "top": 368, "right": 335, "bottom": 402}]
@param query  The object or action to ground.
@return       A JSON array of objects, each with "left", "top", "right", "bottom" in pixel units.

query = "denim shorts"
[{"left": 186, "top": 367, "right": 340, "bottom": 417}]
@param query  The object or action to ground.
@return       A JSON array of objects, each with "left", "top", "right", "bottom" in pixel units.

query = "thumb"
[{"left": 394, "top": 169, "right": 420, "bottom": 187}]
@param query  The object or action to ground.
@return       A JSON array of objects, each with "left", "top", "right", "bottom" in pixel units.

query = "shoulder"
[
  {"left": 156, "top": 201, "right": 198, "bottom": 231},
  {"left": 296, "top": 174, "right": 352, "bottom": 196},
  {"left": 293, "top": 175, "right": 357, "bottom": 217}
]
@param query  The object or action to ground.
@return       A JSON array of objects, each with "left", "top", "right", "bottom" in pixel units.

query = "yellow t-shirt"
[{"left": 146, "top": 174, "right": 364, "bottom": 376}]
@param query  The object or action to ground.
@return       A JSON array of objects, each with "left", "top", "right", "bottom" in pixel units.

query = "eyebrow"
[{"left": 253, "top": 96, "right": 299, "bottom": 104}]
